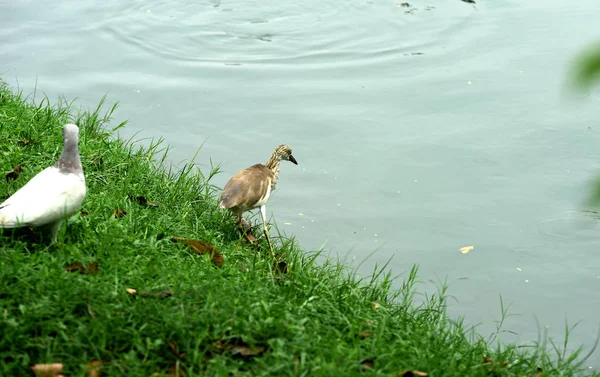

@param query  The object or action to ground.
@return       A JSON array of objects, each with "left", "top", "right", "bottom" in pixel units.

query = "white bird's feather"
[{"left": 0, "top": 166, "right": 86, "bottom": 227}]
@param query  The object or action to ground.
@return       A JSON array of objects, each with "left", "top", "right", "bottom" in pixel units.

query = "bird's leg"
[
  {"left": 49, "top": 220, "right": 62, "bottom": 243},
  {"left": 259, "top": 205, "right": 274, "bottom": 258}
]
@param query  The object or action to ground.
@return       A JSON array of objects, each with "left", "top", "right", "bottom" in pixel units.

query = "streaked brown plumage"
[{"left": 219, "top": 144, "right": 298, "bottom": 254}]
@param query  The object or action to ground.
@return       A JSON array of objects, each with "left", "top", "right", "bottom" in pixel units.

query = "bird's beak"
[{"left": 289, "top": 155, "right": 298, "bottom": 165}]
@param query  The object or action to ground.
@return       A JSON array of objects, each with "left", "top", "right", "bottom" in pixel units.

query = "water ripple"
[{"left": 91, "top": 0, "right": 473, "bottom": 68}]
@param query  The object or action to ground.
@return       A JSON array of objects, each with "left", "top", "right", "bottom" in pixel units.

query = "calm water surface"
[{"left": 2, "top": 0, "right": 600, "bottom": 367}]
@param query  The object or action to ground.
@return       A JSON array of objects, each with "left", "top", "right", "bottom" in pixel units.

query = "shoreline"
[{"left": 0, "top": 81, "right": 597, "bottom": 376}]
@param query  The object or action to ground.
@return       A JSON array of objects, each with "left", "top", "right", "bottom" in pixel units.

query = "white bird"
[{"left": 0, "top": 124, "right": 87, "bottom": 242}]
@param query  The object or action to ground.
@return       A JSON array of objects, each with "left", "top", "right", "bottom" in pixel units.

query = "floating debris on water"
[{"left": 459, "top": 245, "right": 474, "bottom": 254}]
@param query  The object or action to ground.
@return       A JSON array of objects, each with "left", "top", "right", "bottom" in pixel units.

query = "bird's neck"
[
  {"left": 265, "top": 153, "right": 281, "bottom": 190},
  {"left": 55, "top": 139, "right": 83, "bottom": 174}
]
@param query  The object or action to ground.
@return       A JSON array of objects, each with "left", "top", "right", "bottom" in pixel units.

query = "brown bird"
[{"left": 219, "top": 144, "right": 298, "bottom": 255}]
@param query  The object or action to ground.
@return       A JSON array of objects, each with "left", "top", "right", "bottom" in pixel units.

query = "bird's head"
[{"left": 275, "top": 144, "right": 298, "bottom": 165}]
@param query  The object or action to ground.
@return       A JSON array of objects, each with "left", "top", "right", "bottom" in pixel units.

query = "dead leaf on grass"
[
  {"left": 5, "top": 171, "right": 19, "bottom": 182},
  {"left": 113, "top": 209, "right": 127, "bottom": 218},
  {"left": 86, "top": 360, "right": 102, "bottom": 377},
  {"left": 166, "top": 363, "right": 186, "bottom": 376},
  {"left": 397, "top": 370, "right": 428, "bottom": 377},
  {"left": 171, "top": 237, "right": 224, "bottom": 267},
  {"left": 276, "top": 260, "right": 289, "bottom": 274},
  {"left": 359, "top": 332, "right": 373, "bottom": 339},
  {"left": 65, "top": 261, "right": 86, "bottom": 273},
  {"left": 372, "top": 301, "right": 380, "bottom": 309},
  {"left": 31, "top": 363, "right": 63, "bottom": 377},
  {"left": 125, "top": 287, "right": 172, "bottom": 299},
  {"left": 129, "top": 195, "right": 158, "bottom": 208},
  {"left": 140, "top": 289, "right": 173, "bottom": 299},
  {"left": 6, "top": 138, "right": 30, "bottom": 147},
  {"left": 360, "top": 359, "right": 375, "bottom": 371},
  {"left": 91, "top": 155, "right": 104, "bottom": 166},
  {"left": 167, "top": 342, "right": 186, "bottom": 359},
  {"left": 87, "top": 261, "right": 99, "bottom": 274},
  {"left": 482, "top": 357, "right": 509, "bottom": 374},
  {"left": 215, "top": 338, "right": 266, "bottom": 357},
  {"left": 64, "top": 261, "right": 98, "bottom": 275}
]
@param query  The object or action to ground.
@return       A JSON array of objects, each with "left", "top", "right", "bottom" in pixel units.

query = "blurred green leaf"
[
  {"left": 589, "top": 177, "right": 600, "bottom": 206},
  {"left": 570, "top": 41, "right": 600, "bottom": 90}
]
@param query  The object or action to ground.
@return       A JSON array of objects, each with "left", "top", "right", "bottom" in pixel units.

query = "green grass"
[{"left": 0, "top": 81, "right": 598, "bottom": 376}]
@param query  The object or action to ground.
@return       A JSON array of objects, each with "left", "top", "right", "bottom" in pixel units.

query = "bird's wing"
[
  {"left": 0, "top": 167, "right": 86, "bottom": 227},
  {"left": 219, "top": 164, "right": 272, "bottom": 210}
]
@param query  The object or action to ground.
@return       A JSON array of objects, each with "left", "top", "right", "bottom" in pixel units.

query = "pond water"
[{"left": 2, "top": 0, "right": 600, "bottom": 367}]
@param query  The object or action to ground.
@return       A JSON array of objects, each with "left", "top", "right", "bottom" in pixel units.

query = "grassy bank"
[{"left": 0, "top": 82, "right": 597, "bottom": 376}]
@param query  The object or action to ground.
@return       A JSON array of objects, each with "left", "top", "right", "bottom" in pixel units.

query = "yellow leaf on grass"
[
  {"left": 126, "top": 288, "right": 137, "bottom": 295},
  {"left": 31, "top": 363, "right": 63, "bottom": 377},
  {"left": 459, "top": 245, "right": 474, "bottom": 254}
]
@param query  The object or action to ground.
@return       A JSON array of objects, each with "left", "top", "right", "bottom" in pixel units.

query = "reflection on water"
[{"left": 1, "top": 0, "right": 600, "bottom": 367}]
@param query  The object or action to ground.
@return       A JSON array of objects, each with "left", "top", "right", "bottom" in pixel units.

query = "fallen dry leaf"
[
  {"left": 87, "top": 261, "right": 99, "bottom": 275},
  {"left": 87, "top": 303, "right": 95, "bottom": 318},
  {"left": 7, "top": 138, "right": 30, "bottom": 147},
  {"left": 140, "top": 289, "right": 173, "bottom": 299},
  {"left": 113, "top": 209, "right": 127, "bottom": 218},
  {"left": 5, "top": 171, "right": 19, "bottom": 182},
  {"left": 86, "top": 360, "right": 102, "bottom": 377},
  {"left": 64, "top": 261, "right": 98, "bottom": 275},
  {"left": 31, "top": 363, "right": 63, "bottom": 377},
  {"left": 65, "top": 261, "right": 85, "bottom": 273},
  {"left": 91, "top": 155, "right": 104, "bottom": 166},
  {"left": 215, "top": 338, "right": 266, "bottom": 357},
  {"left": 360, "top": 359, "right": 375, "bottom": 371},
  {"left": 166, "top": 363, "right": 185, "bottom": 376},
  {"left": 397, "top": 370, "right": 428, "bottom": 377},
  {"left": 359, "top": 332, "right": 373, "bottom": 339},
  {"left": 130, "top": 195, "right": 158, "bottom": 208},
  {"left": 276, "top": 260, "right": 289, "bottom": 274},
  {"left": 126, "top": 288, "right": 137, "bottom": 295},
  {"left": 171, "top": 237, "right": 224, "bottom": 267},
  {"left": 6, "top": 165, "right": 22, "bottom": 182},
  {"left": 482, "top": 357, "right": 509, "bottom": 373},
  {"left": 167, "top": 342, "right": 186, "bottom": 359},
  {"left": 459, "top": 245, "right": 474, "bottom": 254},
  {"left": 363, "top": 319, "right": 376, "bottom": 328},
  {"left": 372, "top": 301, "right": 380, "bottom": 309},
  {"left": 397, "top": 2, "right": 410, "bottom": 6}
]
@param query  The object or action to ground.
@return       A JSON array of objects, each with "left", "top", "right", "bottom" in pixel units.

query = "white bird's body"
[
  {"left": 0, "top": 124, "right": 86, "bottom": 241},
  {"left": 0, "top": 166, "right": 86, "bottom": 227}
]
